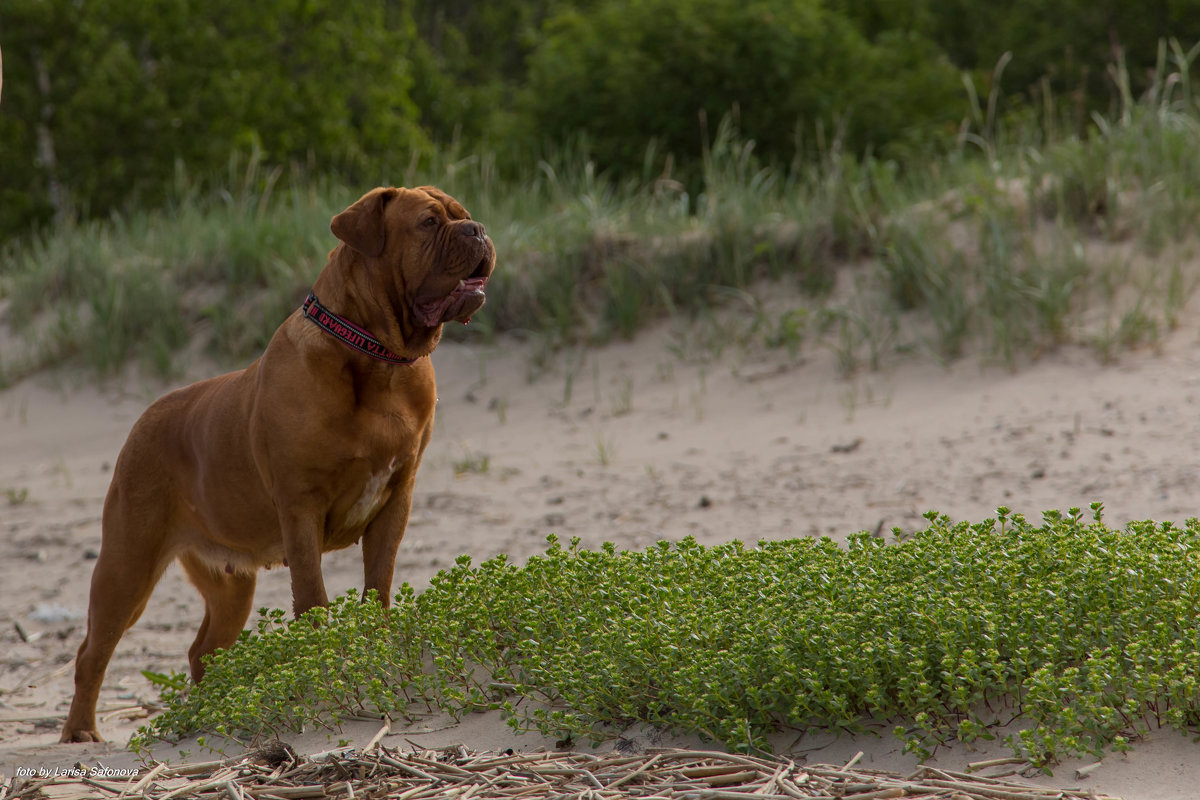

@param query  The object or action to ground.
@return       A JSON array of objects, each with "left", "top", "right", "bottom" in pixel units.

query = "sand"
[{"left": 4, "top": 317, "right": 1200, "bottom": 799}]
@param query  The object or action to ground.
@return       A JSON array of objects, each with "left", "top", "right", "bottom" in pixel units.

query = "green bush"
[
  {"left": 6, "top": 0, "right": 1200, "bottom": 244},
  {"left": 521, "top": 0, "right": 962, "bottom": 169},
  {"left": 0, "top": 0, "right": 428, "bottom": 234},
  {"left": 136, "top": 506, "right": 1200, "bottom": 768}
]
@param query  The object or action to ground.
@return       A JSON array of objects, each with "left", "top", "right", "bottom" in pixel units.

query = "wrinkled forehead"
[{"left": 403, "top": 185, "right": 471, "bottom": 220}]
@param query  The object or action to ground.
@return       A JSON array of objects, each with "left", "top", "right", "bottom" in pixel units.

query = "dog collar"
[{"left": 301, "top": 292, "right": 419, "bottom": 365}]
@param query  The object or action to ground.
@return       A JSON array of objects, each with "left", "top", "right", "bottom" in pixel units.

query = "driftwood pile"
[{"left": 2, "top": 743, "right": 1118, "bottom": 800}]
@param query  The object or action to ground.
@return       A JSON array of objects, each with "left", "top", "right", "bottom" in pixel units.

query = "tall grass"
[
  {"left": 1, "top": 153, "right": 338, "bottom": 380},
  {"left": 4, "top": 42, "right": 1200, "bottom": 383}
]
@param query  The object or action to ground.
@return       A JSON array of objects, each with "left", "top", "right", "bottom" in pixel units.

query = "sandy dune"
[{"left": 4, "top": 317, "right": 1200, "bottom": 798}]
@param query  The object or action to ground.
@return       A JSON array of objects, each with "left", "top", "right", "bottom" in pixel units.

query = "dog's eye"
[{"left": 422, "top": 216, "right": 438, "bottom": 228}]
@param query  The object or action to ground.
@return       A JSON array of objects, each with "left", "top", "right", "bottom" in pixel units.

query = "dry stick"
[
  {"left": 121, "top": 762, "right": 167, "bottom": 798},
  {"left": 701, "top": 770, "right": 765, "bottom": 787},
  {"left": 163, "top": 759, "right": 227, "bottom": 777},
  {"left": 916, "top": 767, "right": 995, "bottom": 787},
  {"left": 456, "top": 754, "right": 532, "bottom": 772},
  {"left": 553, "top": 768, "right": 606, "bottom": 791},
  {"left": 364, "top": 719, "right": 390, "bottom": 752},
  {"left": 159, "top": 772, "right": 237, "bottom": 800},
  {"left": 680, "top": 764, "right": 765, "bottom": 779},
  {"left": 245, "top": 786, "right": 328, "bottom": 799},
  {"left": 79, "top": 776, "right": 131, "bottom": 795},
  {"left": 100, "top": 707, "right": 153, "bottom": 724},
  {"left": 402, "top": 754, "right": 480, "bottom": 779},
  {"left": 306, "top": 746, "right": 355, "bottom": 761},
  {"left": 91, "top": 748, "right": 1119, "bottom": 800},
  {"left": 841, "top": 789, "right": 905, "bottom": 800},
  {"left": 375, "top": 754, "right": 439, "bottom": 783},
  {"left": 776, "top": 786, "right": 832, "bottom": 800},
  {"left": 591, "top": 755, "right": 647, "bottom": 770},
  {"left": 920, "top": 779, "right": 1087, "bottom": 800},
  {"left": 604, "top": 752, "right": 663, "bottom": 790},
  {"left": 967, "top": 757, "right": 1029, "bottom": 772},
  {"left": 388, "top": 782, "right": 432, "bottom": 800},
  {"left": 925, "top": 766, "right": 1080, "bottom": 790},
  {"left": 678, "top": 791, "right": 796, "bottom": 800},
  {"left": 650, "top": 750, "right": 779, "bottom": 771},
  {"left": 752, "top": 762, "right": 791, "bottom": 796}
]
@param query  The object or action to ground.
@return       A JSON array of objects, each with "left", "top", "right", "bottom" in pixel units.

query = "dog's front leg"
[
  {"left": 279, "top": 511, "right": 330, "bottom": 617},
  {"left": 360, "top": 477, "right": 418, "bottom": 608}
]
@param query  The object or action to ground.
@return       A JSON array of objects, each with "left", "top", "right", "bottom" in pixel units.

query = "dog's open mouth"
[{"left": 413, "top": 273, "right": 489, "bottom": 327}]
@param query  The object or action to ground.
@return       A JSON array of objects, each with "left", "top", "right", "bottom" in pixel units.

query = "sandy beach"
[{"left": 4, "top": 314, "right": 1200, "bottom": 799}]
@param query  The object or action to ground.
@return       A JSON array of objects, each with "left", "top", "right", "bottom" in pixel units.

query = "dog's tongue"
[{"left": 414, "top": 277, "right": 488, "bottom": 327}]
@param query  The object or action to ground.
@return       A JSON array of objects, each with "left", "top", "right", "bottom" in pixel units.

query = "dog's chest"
[{"left": 343, "top": 458, "right": 398, "bottom": 530}]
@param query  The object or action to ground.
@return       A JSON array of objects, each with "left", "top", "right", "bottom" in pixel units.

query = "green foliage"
[
  {"left": 521, "top": 0, "right": 961, "bottom": 169},
  {"left": 410, "top": 1, "right": 593, "bottom": 145},
  {"left": 137, "top": 508, "right": 1200, "bottom": 767},
  {"left": 8, "top": 70, "right": 1200, "bottom": 377},
  {"left": 0, "top": 0, "right": 427, "bottom": 234},
  {"left": 452, "top": 2, "right": 1200, "bottom": 172},
  {"left": 134, "top": 590, "right": 425, "bottom": 750},
  {"left": 5, "top": 0, "right": 1200, "bottom": 244},
  {"left": 843, "top": 0, "right": 1200, "bottom": 122}
]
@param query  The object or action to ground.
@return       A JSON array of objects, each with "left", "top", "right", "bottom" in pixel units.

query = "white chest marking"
[{"left": 346, "top": 461, "right": 396, "bottom": 528}]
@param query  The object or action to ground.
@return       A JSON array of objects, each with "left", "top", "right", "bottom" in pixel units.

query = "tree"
[
  {"left": 521, "top": 0, "right": 962, "bottom": 170},
  {"left": 0, "top": 0, "right": 428, "bottom": 236}
]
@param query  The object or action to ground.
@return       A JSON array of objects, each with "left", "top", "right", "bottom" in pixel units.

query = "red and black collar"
[{"left": 301, "top": 292, "right": 419, "bottom": 365}]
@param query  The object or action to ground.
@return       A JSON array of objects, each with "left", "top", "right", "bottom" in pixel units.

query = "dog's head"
[{"left": 330, "top": 186, "right": 496, "bottom": 329}]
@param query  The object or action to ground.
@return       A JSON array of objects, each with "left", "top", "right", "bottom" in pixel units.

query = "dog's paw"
[{"left": 59, "top": 727, "right": 104, "bottom": 744}]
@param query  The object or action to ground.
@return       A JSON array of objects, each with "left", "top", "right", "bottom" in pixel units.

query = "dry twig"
[{"left": 1, "top": 744, "right": 1122, "bottom": 800}]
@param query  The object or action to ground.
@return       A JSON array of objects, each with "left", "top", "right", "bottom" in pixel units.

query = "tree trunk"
[{"left": 32, "top": 46, "right": 70, "bottom": 223}]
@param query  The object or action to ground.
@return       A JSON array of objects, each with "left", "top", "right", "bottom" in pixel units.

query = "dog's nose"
[{"left": 461, "top": 221, "right": 487, "bottom": 241}]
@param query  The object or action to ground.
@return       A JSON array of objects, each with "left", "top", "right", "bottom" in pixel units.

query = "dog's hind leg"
[
  {"left": 179, "top": 552, "right": 257, "bottom": 683},
  {"left": 60, "top": 500, "right": 173, "bottom": 742}
]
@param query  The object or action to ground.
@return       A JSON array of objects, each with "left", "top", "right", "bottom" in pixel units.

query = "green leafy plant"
[
  {"left": 136, "top": 506, "right": 1200, "bottom": 769},
  {"left": 133, "top": 590, "right": 427, "bottom": 751}
]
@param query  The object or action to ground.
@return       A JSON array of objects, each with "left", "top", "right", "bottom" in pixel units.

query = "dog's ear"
[{"left": 330, "top": 188, "right": 399, "bottom": 257}]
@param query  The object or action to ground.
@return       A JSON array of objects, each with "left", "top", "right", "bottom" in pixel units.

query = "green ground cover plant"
[{"left": 134, "top": 504, "right": 1200, "bottom": 769}]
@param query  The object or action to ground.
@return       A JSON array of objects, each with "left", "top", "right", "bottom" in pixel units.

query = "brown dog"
[{"left": 60, "top": 186, "right": 495, "bottom": 743}]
